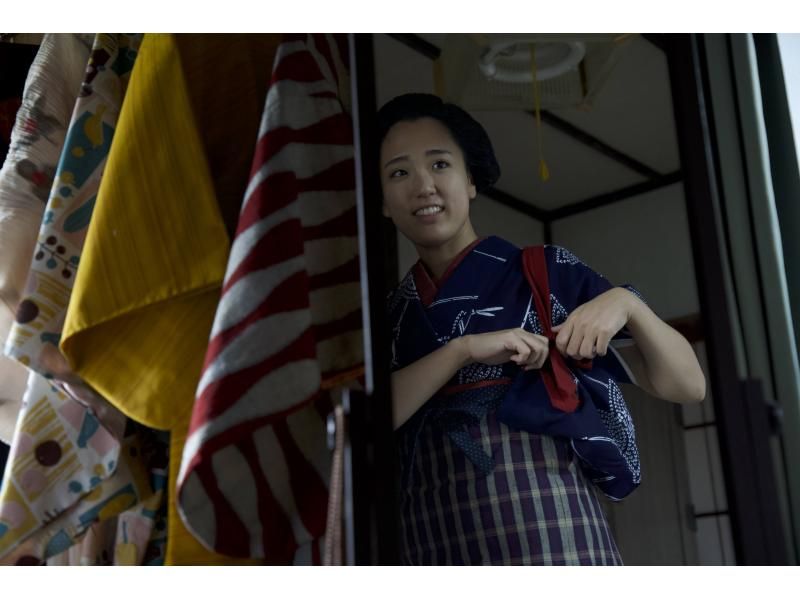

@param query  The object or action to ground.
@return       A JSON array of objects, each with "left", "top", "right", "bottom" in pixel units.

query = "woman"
[{"left": 379, "top": 93, "right": 706, "bottom": 566}]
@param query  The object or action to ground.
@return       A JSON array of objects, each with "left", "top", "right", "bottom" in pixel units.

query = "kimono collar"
[{"left": 412, "top": 237, "right": 486, "bottom": 307}]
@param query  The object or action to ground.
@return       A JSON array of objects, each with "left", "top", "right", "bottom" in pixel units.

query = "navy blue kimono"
[{"left": 389, "top": 236, "right": 645, "bottom": 501}]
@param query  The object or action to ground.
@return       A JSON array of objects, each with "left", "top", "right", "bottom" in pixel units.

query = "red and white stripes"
[{"left": 177, "top": 34, "right": 363, "bottom": 564}]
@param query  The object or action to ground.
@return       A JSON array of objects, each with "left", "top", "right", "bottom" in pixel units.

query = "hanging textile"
[
  {"left": 0, "top": 315, "right": 27, "bottom": 443},
  {"left": 176, "top": 33, "right": 363, "bottom": 564},
  {"left": 0, "top": 372, "right": 149, "bottom": 564},
  {"left": 43, "top": 517, "right": 118, "bottom": 566},
  {"left": 0, "top": 34, "right": 91, "bottom": 442},
  {"left": 60, "top": 33, "right": 279, "bottom": 565},
  {"left": 0, "top": 410, "right": 166, "bottom": 566},
  {"left": 0, "top": 34, "right": 169, "bottom": 565},
  {"left": 0, "top": 38, "right": 34, "bottom": 469},
  {"left": 5, "top": 34, "right": 142, "bottom": 382},
  {"left": 0, "top": 402, "right": 167, "bottom": 567}
]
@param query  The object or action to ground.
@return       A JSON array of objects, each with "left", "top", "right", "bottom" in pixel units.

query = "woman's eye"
[
  {"left": 432, "top": 160, "right": 450, "bottom": 170},
  {"left": 389, "top": 169, "right": 407, "bottom": 178}
]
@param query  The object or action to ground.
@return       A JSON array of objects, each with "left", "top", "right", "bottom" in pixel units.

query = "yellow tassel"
[
  {"left": 539, "top": 159, "right": 550, "bottom": 181},
  {"left": 530, "top": 43, "right": 550, "bottom": 182}
]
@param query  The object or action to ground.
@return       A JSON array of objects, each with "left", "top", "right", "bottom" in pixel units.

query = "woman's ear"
[{"left": 468, "top": 176, "right": 477, "bottom": 201}]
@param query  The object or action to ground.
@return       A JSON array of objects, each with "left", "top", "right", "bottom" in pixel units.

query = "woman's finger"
[
  {"left": 516, "top": 331, "right": 549, "bottom": 363},
  {"left": 535, "top": 343, "right": 549, "bottom": 367},
  {"left": 506, "top": 336, "right": 530, "bottom": 363},
  {"left": 515, "top": 329, "right": 548, "bottom": 350},
  {"left": 595, "top": 329, "right": 612, "bottom": 357},
  {"left": 523, "top": 345, "right": 549, "bottom": 370},
  {"left": 579, "top": 332, "right": 597, "bottom": 360},
  {"left": 554, "top": 320, "right": 573, "bottom": 355},
  {"left": 514, "top": 331, "right": 549, "bottom": 368},
  {"left": 565, "top": 325, "right": 585, "bottom": 359}
]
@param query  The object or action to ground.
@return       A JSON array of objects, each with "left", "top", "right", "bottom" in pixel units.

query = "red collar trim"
[{"left": 413, "top": 237, "right": 485, "bottom": 307}]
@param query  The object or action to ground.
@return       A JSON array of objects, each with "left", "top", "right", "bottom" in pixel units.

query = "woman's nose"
[{"left": 414, "top": 169, "right": 436, "bottom": 197}]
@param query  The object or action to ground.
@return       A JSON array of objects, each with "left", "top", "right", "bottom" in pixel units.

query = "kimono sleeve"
[{"left": 546, "top": 245, "right": 648, "bottom": 386}]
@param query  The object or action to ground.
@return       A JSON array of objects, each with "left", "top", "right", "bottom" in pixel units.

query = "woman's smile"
[{"left": 413, "top": 204, "right": 445, "bottom": 221}]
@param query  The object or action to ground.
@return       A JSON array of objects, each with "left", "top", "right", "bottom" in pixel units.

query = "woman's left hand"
[{"left": 551, "top": 288, "right": 638, "bottom": 360}]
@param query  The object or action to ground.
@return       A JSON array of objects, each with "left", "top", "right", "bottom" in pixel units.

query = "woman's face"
[{"left": 380, "top": 117, "right": 477, "bottom": 250}]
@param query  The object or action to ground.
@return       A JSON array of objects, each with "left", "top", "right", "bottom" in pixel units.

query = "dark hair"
[{"left": 376, "top": 93, "right": 501, "bottom": 192}]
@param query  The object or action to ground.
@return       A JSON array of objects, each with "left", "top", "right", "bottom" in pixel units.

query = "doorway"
[{"left": 367, "top": 33, "right": 729, "bottom": 564}]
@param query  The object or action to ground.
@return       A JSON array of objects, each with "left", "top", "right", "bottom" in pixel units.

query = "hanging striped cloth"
[{"left": 177, "top": 34, "right": 363, "bottom": 564}]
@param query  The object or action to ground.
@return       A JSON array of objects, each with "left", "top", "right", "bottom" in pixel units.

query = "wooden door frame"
[{"left": 661, "top": 33, "right": 788, "bottom": 564}]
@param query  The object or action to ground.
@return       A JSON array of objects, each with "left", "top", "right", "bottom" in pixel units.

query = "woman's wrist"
[
  {"left": 617, "top": 286, "right": 647, "bottom": 328},
  {"left": 449, "top": 335, "right": 474, "bottom": 368}
]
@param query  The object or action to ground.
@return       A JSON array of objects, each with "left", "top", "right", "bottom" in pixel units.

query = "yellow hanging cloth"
[{"left": 60, "top": 33, "right": 274, "bottom": 565}]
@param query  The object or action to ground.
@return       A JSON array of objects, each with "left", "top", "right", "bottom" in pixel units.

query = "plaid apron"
[{"left": 398, "top": 410, "right": 622, "bottom": 565}]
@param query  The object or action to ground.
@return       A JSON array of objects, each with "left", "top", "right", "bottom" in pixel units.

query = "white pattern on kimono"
[
  {"left": 596, "top": 377, "right": 641, "bottom": 484},
  {"left": 457, "top": 363, "right": 505, "bottom": 385},
  {"left": 551, "top": 294, "right": 569, "bottom": 326},
  {"left": 553, "top": 246, "right": 582, "bottom": 266},
  {"left": 449, "top": 306, "right": 504, "bottom": 339}
]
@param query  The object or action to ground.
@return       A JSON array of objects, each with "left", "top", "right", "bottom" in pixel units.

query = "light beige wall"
[
  {"left": 471, "top": 194, "right": 545, "bottom": 250},
  {"left": 551, "top": 182, "right": 700, "bottom": 321}
]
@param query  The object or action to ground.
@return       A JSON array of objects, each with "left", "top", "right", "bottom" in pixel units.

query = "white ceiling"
[{"left": 373, "top": 33, "right": 681, "bottom": 213}]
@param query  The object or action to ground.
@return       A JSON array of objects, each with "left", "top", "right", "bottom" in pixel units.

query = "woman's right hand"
[{"left": 459, "top": 328, "right": 550, "bottom": 371}]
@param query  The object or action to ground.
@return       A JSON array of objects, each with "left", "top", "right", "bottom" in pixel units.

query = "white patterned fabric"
[{"left": 0, "top": 34, "right": 92, "bottom": 441}]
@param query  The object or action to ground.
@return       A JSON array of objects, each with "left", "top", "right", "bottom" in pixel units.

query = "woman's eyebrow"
[
  {"left": 383, "top": 154, "right": 409, "bottom": 169},
  {"left": 383, "top": 149, "right": 453, "bottom": 169}
]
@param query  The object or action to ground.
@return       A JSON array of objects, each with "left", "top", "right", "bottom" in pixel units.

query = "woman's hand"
[
  {"left": 461, "top": 328, "right": 550, "bottom": 371},
  {"left": 391, "top": 328, "right": 549, "bottom": 429},
  {"left": 551, "top": 287, "right": 636, "bottom": 359}
]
